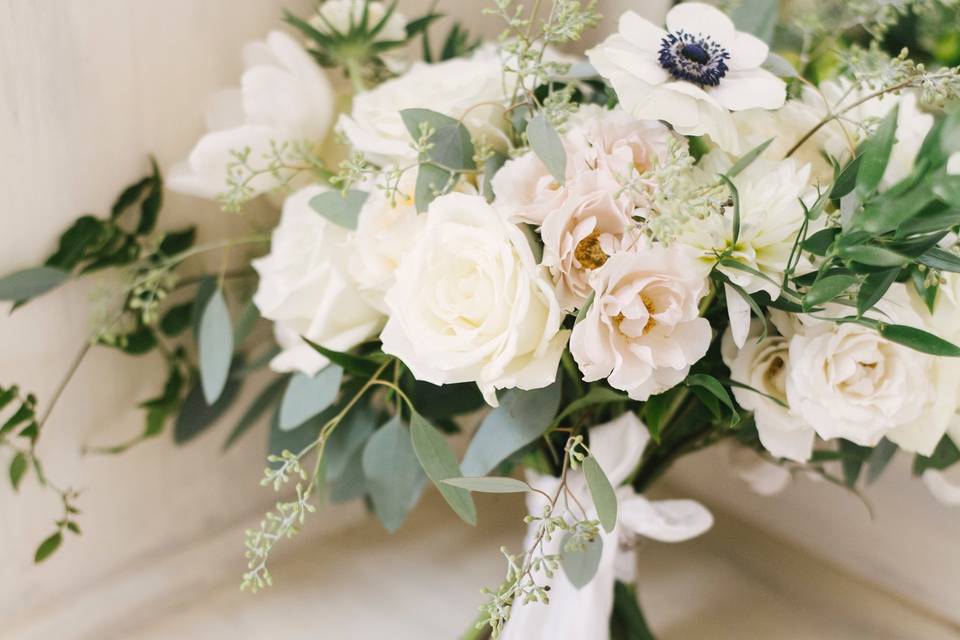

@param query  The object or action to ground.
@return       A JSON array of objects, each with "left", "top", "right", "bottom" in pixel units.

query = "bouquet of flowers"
[{"left": 4, "top": 0, "right": 960, "bottom": 637}]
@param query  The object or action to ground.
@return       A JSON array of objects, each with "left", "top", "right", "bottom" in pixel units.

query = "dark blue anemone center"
[{"left": 658, "top": 30, "right": 730, "bottom": 87}]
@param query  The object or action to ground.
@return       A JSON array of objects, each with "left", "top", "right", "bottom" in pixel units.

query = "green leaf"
[
  {"left": 223, "top": 376, "right": 286, "bottom": 451},
  {"left": 575, "top": 291, "right": 595, "bottom": 325},
  {"left": 583, "top": 456, "right": 618, "bottom": 533},
  {"left": 856, "top": 105, "right": 899, "bottom": 197},
  {"left": 554, "top": 387, "right": 628, "bottom": 426},
  {"left": 174, "top": 363, "right": 243, "bottom": 444},
  {"left": 414, "top": 163, "right": 454, "bottom": 213},
  {"left": 483, "top": 151, "right": 508, "bottom": 202},
  {"left": 611, "top": 581, "right": 656, "bottom": 640},
  {"left": 762, "top": 52, "right": 798, "bottom": 78},
  {"left": 309, "top": 189, "right": 368, "bottom": 230},
  {"left": 137, "top": 158, "right": 164, "bottom": 235},
  {"left": 918, "top": 247, "right": 960, "bottom": 273},
  {"left": 267, "top": 407, "right": 321, "bottom": 461},
  {"left": 408, "top": 379, "right": 485, "bottom": 420},
  {"left": 839, "top": 439, "right": 871, "bottom": 487},
  {"left": 684, "top": 374, "right": 740, "bottom": 426},
  {"left": 442, "top": 476, "right": 530, "bottom": 493},
  {"left": 278, "top": 365, "right": 344, "bottom": 431},
  {"left": 0, "top": 267, "right": 69, "bottom": 302},
  {"left": 731, "top": 0, "right": 779, "bottom": 43},
  {"left": 830, "top": 154, "right": 863, "bottom": 199},
  {"left": 719, "top": 175, "right": 741, "bottom": 245},
  {"left": 34, "top": 531, "right": 62, "bottom": 563},
  {"left": 111, "top": 175, "right": 152, "bottom": 219},
  {"left": 865, "top": 438, "right": 898, "bottom": 484},
  {"left": 837, "top": 245, "right": 909, "bottom": 267},
  {"left": 324, "top": 402, "right": 376, "bottom": 481},
  {"left": 802, "top": 227, "right": 840, "bottom": 256},
  {"left": 461, "top": 379, "right": 562, "bottom": 476},
  {"left": 804, "top": 274, "right": 857, "bottom": 309},
  {"left": 233, "top": 299, "right": 260, "bottom": 345},
  {"left": 190, "top": 277, "right": 217, "bottom": 338},
  {"left": 401, "top": 108, "right": 475, "bottom": 171},
  {"left": 9, "top": 452, "right": 28, "bottom": 490},
  {"left": 1, "top": 403, "right": 34, "bottom": 436},
  {"left": 44, "top": 215, "right": 114, "bottom": 271},
  {"left": 160, "top": 302, "right": 193, "bottom": 337},
  {"left": 159, "top": 227, "right": 197, "bottom": 256},
  {"left": 725, "top": 138, "right": 773, "bottom": 179},
  {"left": 913, "top": 435, "right": 960, "bottom": 474},
  {"left": 879, "top": 323, "right": 960, "bottom": 357},
  {"left": 409, "top": 410, "right": 477, "bottom": 526},
  {"left": 362, "top": 414, "right": 427, "bottom": 533},
  {"left": 560, "top": 533, "right": 603, "bottom": 589},
  {"left": 198, "top": 289, "right": 234, "bottom": 405},
  {"left": 857, "top": 269, "right": 899, "bottom": 316},
  {"left": 301, "top": 337, "right": 385, "bottom": 377},
  {"left": 931, "top": 172, "right": 960, "bottom": 208},
  {"left": 526, "top": 113, "right": 566, "bottom": 184}
]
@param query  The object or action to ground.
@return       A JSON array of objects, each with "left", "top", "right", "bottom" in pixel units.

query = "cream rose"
[
  {"left": 570, "top": 245, "right": 712, "bottom": 401},
  {"left": 337, "top": 47, "right": 507, "bottom": 166},
  {"left": 169, "top": 31, "right": 335, "bottom": 200},
  {"left": 379, "top": 193, "right": 568, "bottom": 405},
  {"left": 786, "top": 286, "right": 960, "bottom": 453},
  {"left": 310, "top": 0, "right": 408, "bottom": 42},
  {"left": 722, "top": 320, "right": 815, "bottom": 462},
  {"left": 253, "top": 186, "right": 384, "bottom": 376}
]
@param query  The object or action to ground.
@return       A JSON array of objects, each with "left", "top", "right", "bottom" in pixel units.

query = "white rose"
[
  {"left": 310, "top": 0, "right": 408, "bottom": 42},
  {"left": 380, "top": 193, "right": 569, "bottom": 405},
  {"left": 492, "top": 105, "right": 670, "bottom": 226},
  {"left": 722, "top": 320, "right": 815, "bottom": 462},
  {"left": 169, "top": 32, "right": 335, "bottom": 200},
  {"left": 338, "top": 47, "right": 508, "bottom": 166},
  {"left": 786, "top": 286, "right": 960, "bottom": 453},
  {"left": 570, "top": 245, "right": 712, "bottom": 401},
  {"left": 253, "top": 185, "right": 384, "bottom": 376},
  {"left": 587, "top": 3, "right": 785, "bottom": 152},
  {"left": 540, "top": 169, "right": 634, "bottom": 310}
]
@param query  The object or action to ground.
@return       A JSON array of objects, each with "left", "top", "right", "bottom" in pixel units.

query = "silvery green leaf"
[
  {"left": 175, "top": 363, "right": 244, "bottom": 444},
  {"left": 583, "top": 456, "right": 618, "bottom": 533},
  {"left": 731, "top": 0, "right": 779, "bottom": 44},
  {"left": 400, "top": 108, "right": 475, "bottom": 171},
  {"left": 233, "top": 299, "right": 260, "bottom": 345},
  {"left": 527, "top": 112, "right": 566, "bottom": 184},
  {"left": 442, "top": 476, "right": 530, "bottom": 493},
  {"left": 865, "top": 438, "right": 898, "bottom": 484},
  {"left": 329, "top": 445, "right": 367, "bottom": 503},
  {"left": 309, "top": 189, "right": 368, "bottom": 230},
  {"left": 325, "top": 403, "right": 377, "bottom": 481},
  {"left": 724, "top": 138, "right": 773, "bottom": 179},
  {"left": 362, "top": 415, "right": 427, "bottom": 532},
  {"left": 222, "top": 376, "right": 286, "bottom": 451},
  {"left": 762, "top": 52, "right": 798, "bottom": 78},
  {"left": 410, "top": 410, "right": 477, "bottom": 526},
  {"left": 278, "top": 365, "right": 344, "bottom": 431},
  {"left": 560, "top": 532, "right": 603, "bottom": 589},
  {"left": 0, "top": 267, "right": 69, "bottom": 301},
  {"left": 461, "top": 379, "right": 562, "bottom": 476},
  {"left": 415, "top": 163, "right": 453, "bottom": 213},
  {"left": 199, "top": 288, "right": 234, "bottom": 405},
  {"left": 483, "top": 152, "right": 508, "bottom": 202}
]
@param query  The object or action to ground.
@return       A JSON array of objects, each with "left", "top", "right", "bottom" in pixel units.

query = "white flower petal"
[
  {"left": 725, "top": 282, "right": 752, "bottom": 349},
  {"left": 587, "top": 413, "right": 650, "bottom": 487},
  {"left": 922, "top": 469, "right": 960, "bottom": 506},
  {"left": 619, "top": 495, "right": 713, "bottom": 542},
  {"left": 618, "top": 10, "right": 668, "bottom": 51},
  {"left": 708, "top": 68, "right": 786, "bottom": 111},
  {"left": 666, "top": 2, "right": 735, "bottom": 45},
  {"left": 728, "top": 31, "right": 769, "bottom": 70}
]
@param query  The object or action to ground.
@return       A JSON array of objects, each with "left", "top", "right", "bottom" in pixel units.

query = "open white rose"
[
  {"left": 587, "top": 3, "right": 785, "bottom": 152},
  {"left": 169, "top": 31, "right": 335, "bottom": 200},
  {"left": 571, "top": 245, "right": 711, "bottom": 401},
  {"left": 338, "top": 46, "right": 508, "bottom": 166},
  {"left": 722, "top": 320, "right": 815, "bottom": 462},
  {"left": 786, "top": 286, "right": 960, "bottom": 453},
  {"left": 380, "top": 193, "right": 568, "bottom": 405},
  {"left": 540, "top": 169, "right": 635, "bottom": 310},
  {"left": 493, "top": 105, "right": 670, "bottom": 226},
  {"left": 253, "top": 186, "right": 384, "bottom": 377}
]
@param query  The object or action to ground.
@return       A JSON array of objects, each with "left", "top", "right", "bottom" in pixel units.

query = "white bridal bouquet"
[{"left": 4, "top": 0, "right": 960, "bottom": 636}]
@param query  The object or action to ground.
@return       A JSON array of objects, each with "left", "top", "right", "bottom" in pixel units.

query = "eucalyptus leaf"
[
  {"left": 363, "top": 414, "right": 427, "bottom": 532},
  {"left": 278, "top": 365, "right": 345, "bottom": 431},
  {"left": 442, "top": 476, "right": 530, "bottom": 493},
  {"left": 560, "top": 533, "right": 603, "bottom": 589},
  {"left": 0, "top": 267, "right": 69, "bottom": 302},
  {"left": 174, "top": 365, "right": 243, "bottom": 444},
  {"left": 583, "top": 456, "right": 618, "bottom": 533},
  {"left": 409, "top": 410, "right": 477, "bottom": 526},
  {"left": 527, "top": 112, "right": 567, "bottom": 183},
  {"left": 325, "top": 402, "right": 377, "bottom": 481},
  {"left": 461, "top": 379, "right": 562, "bottom": 476},
  {"left": 879, "top": 324, "right": 960, "bottom": 357},
  {"left": 415, "top": 163, "right": 454, "bottom": 213},
  {"left": 865, "top": 438, "right": 898, "bottom": 484},
  {"left": 198, "top": 288, "right": 234, "bottom": 405},
  {"left": 856, "top": 105, "right": 899, "bottom": 197},
  {"left": 762, "top": 52, "right": 798, "bottom": 78},
  {"left": 223, "top": 376, "right": 286, "bottom": 451},
  {"left": 309, "top": 189, "right": 368, "bottom": 230},
  {"left": 483, "top": 152, "right": 508, "bottom": 202}
]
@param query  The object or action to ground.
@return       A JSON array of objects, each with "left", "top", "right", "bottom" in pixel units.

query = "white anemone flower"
[
  {"left": 501, "top": 413, "right": 712, "bottom": 640},
  {"left": 587, "top": 2, "right": 785, "bottom": 152}
]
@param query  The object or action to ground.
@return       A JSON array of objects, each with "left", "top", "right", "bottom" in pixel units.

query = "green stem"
[{"left": 345, "top": 58, "right": 367, "bottom": 94}]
